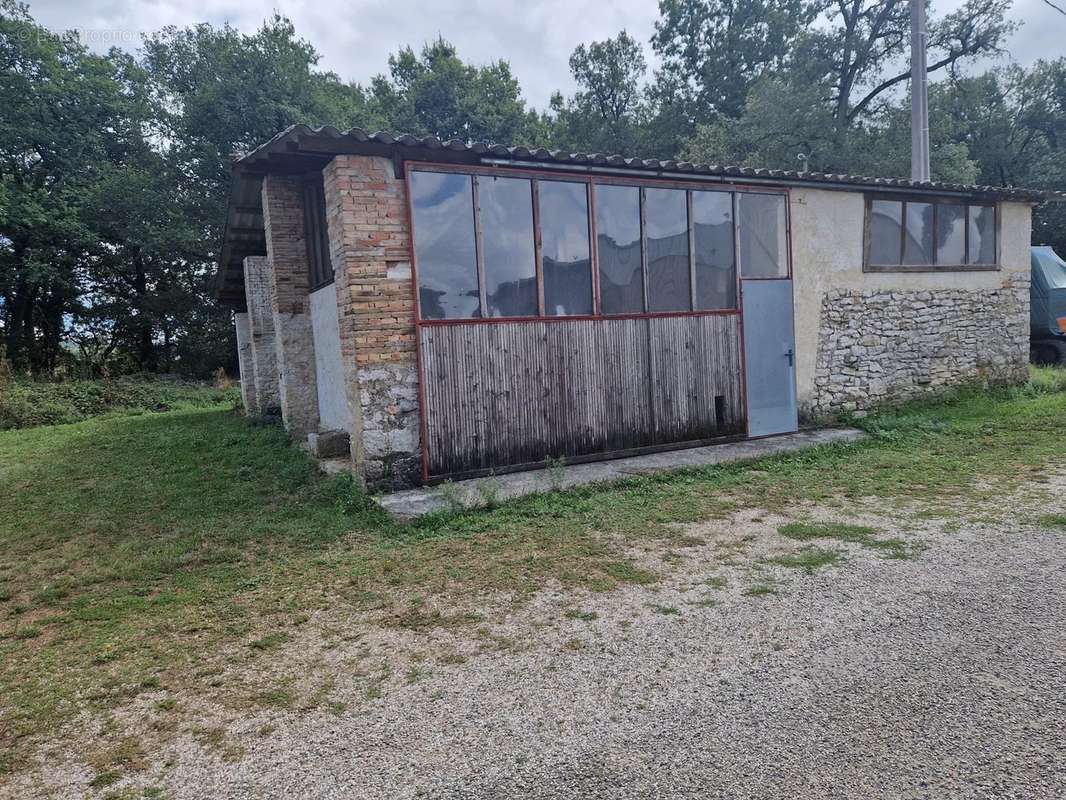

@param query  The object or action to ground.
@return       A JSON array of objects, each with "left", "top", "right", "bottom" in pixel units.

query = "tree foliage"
[{"left": 0, "top": 0, "right": 1062, "bottom": 378}]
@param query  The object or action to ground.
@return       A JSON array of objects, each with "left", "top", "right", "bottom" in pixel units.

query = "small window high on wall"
[
  {"left": 865, "top": 196, "right": 998, "bottom": 271},
  {"left": 409, "top": 167, "right": 789, "bottom": 321}
]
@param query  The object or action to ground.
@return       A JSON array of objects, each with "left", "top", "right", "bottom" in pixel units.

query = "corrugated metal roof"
[
  {"left": 237, "top": 124, "right": 1062, "bottom": 201},
  {"left": 216, "top": 124, "right": 1064, "bottom": 307}
]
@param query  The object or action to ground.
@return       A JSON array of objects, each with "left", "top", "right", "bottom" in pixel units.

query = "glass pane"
[
  {"left": 478, "top": 176, "right": 537, "bottom": 317},
  {"left": 595, "top": 185, "right": 643, "bottom": 314},
  {"left": 645, "top": 188, "right": 691, "bottom": 312},
  {"left": 738, "top": 193, "right": 787, "bottom": 278},
  {"left": 902, "top": 202, "right": 934, "bottom": 265},
  {"left": 692, "top": 190, "right": 736, "bottom": 310},
  {"left": 936, "top": 204, "right": 966, "bottom": 265},
  {"left": 539, "top": 180, "right": 592, "bottom": 316},
  {"left": 410, "top": 171, "right": 480, "bottom": 319},
  {"left": 869, "top": 200, "right": 902, "bottom": 265},
  {"left": 968, "top": 205, "right": 996, "bottom": 264}
]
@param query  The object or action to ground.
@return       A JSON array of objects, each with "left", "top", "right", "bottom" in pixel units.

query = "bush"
[{"left": 0, "top": 376, "right": 239, "bottom": 430}]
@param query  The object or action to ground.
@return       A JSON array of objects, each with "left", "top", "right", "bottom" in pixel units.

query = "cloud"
[{"left": 24, "top": 0, "right": 1064, "bottom": 111}]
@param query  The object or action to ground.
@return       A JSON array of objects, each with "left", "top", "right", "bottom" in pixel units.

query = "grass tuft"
[{"left": 771, "top": 547, "right": 846, "bottom": 573}]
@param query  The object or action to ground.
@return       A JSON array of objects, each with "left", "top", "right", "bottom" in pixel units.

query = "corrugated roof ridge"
[{"left": 233, "top": 124, "right": 1063, "bottom": 201}]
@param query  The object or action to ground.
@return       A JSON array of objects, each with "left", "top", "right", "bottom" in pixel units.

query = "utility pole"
[{"left": 910, "top": 0, "right": 931, "bottom": 182}]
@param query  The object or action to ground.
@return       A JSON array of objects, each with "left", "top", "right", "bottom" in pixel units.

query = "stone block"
[{"left": 307, "top": 429, "right": 351, "bottom": 459}]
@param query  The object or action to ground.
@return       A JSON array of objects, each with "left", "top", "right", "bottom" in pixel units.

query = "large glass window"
[
  {"left": 738, "top": 193, "right": 788, "bottom": 278},
  {"left": 968, "top": 205, "right": 996, "bottom": 264},
  {"left": 410, "top": 171, "right": 480, "bottom": 319},
  {"left": 936, "top": 204, "right": 967, "bottom": 265},
  {"left": 867, "top": 197, "right": 997, "bottom": 269},
  {"left": 478, "top": 176, "right": 537, "bottom": 317},
  {"left": 692, "top": 190, "right": 735, "bottom": 310},
  {"left": 539, "top": 180, "right": 593, "bottom": 316},
  {"left": 869, "top": 200, "right": 903, "bottom": 265},
  {"left": 596, "top": 185, "right": 643, "bottom": 314},
  {"left": 645, "top": 188, "right": 691, "bottom": 312},
  {"left": 409, "top": 168, "right": 786, "bottom": 321}
]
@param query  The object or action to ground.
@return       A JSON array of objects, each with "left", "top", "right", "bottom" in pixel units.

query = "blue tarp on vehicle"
[{"left": 1031, "top": 246, "right": 1066, "bottom": 339}]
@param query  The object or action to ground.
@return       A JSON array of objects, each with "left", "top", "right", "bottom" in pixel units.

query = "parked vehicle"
[{"left": 1031, "top": 246, "right": 1066, "bottom": 365}]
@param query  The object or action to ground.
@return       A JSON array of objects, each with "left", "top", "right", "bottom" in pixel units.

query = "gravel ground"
[{"left": 9, "top": 494, "right": 1066, "bottom": 799}]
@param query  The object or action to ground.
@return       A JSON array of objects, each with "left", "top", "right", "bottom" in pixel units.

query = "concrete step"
[{"left": 377, "top": 427, "right": 866, "bottom": 519}]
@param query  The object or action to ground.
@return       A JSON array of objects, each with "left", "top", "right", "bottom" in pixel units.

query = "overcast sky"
[{"left": 25, "top": 0, "right": 1066, "bottom": 111}]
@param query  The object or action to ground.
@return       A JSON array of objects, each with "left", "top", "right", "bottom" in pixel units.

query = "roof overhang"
[{"left": 215, "top": 125, "right": 1066, "bottom": 308}]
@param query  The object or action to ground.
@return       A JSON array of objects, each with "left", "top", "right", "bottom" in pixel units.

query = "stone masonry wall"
[
  {"left": 811, "top": 273, "right": 1030, "bottom": 416},
  {"left": 261, "top": 174, "right": 319, "bottom": 437},
  {"left": 322, "top": 155, "right": 420, "bottom": 488}
]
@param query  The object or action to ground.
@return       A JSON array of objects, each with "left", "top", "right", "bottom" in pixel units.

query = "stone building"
[{"left": 215, "top": 126, "right": 1057, "bottom": 489}]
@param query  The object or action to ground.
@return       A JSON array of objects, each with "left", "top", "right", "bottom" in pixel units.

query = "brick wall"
[
  {"left": 322, "top": 155, "right": 421, "bottom": 488},
  {"left": 261, "top": 174, "right": 319, "bottom": 437}
]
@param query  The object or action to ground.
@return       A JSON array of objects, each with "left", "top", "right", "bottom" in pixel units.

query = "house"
[{"left": 215, "top": 125, "right": 1053, "bottom": 489}]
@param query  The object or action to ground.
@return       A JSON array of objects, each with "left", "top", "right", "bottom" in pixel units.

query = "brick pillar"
[
  {"left": 322, "top": 155, "right": 420, "bottom": 488},
  {"left": 261, "top": 174, "right": 319, "bottom": 438},
  {"left": 234, "top": 312, "right": 256, "bottom": 413},
  {"left": 242, "top": 255, "right": 280, "bottom": 413}
]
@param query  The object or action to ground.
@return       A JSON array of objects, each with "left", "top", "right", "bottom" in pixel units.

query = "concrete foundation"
[
  {"left": 378, "top": 428, "right": 866, "bottom": 518},
  {"left": 234, "top": 312, "right": 256, "bottom": 413},
  {"left": 243, "top": 255, "right": 280, "bottom": 414}
]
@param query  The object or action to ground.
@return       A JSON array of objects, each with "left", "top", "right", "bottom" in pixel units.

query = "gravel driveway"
[
  {"left": 164, "top": 502, "right": 1066, "bottom": 800},
  {"left": 12, "top": 496, "right": 1066, "bottom": 799}
]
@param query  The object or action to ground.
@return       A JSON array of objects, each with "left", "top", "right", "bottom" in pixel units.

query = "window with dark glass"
[
  {"left": 478, "top": 176, "right": 537, "bottom": 317},
  {"left": 869, "top": 200, "right": 903, "bottom": 265},
  {"left": 738, "top": 193, "right": 788, "bottom": 278},
  {"left": 692, "top": 190, "right": 735, "bottom": 310},
  {"left": 866, "top": 197, "right": 997, "bottom": 270},
  {"left": 968, "top": 205, "right": 996, "bottom": 264},
  {"left": 303, "top": 179, "right": 333, "bottom": 290},
  {"left": 539, "top": 180, "right": 593, "bottom": 316},
  {"left": 409, "top": 168, "right": 787, "bottom": 321},
  {"left": 596, "top": 185, "right": 643, "bottom": 314},
  {"left": 645, "top": 188, "right": 691, "bottom": 312},
  {"left": 410, "top": 171, "right": 481, "bottom": 319}
]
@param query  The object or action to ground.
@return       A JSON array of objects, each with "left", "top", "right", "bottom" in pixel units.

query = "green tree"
[
  {"left": 651, "top": 0, "right": 819, "bottom": 121},
  {"left": 549, "top": 31, "right": 650, "bottom": 154},
  {"left": 365, "top": 38, "right": 544, "bottom": 143},
  {"left": 0, "top": 0, "right": 128, "bottom": 371}
]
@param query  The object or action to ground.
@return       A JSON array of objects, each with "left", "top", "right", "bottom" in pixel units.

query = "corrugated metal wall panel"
[{"left": 420, "top": 315, "right": 744, "bottom": 477}]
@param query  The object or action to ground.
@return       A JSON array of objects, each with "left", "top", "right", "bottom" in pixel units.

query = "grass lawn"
[{"left": 2, "top": 368, "right": 1066, "bottom": 775}]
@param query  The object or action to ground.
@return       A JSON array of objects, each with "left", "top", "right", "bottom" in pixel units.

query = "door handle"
[{"left": 785, "top": 348, "right": 794, "bottom": 366}]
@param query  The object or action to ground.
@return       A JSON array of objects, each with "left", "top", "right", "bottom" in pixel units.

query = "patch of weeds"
[
  {"left": 477, "top": 473, "right": 502, "bottom": 509},
  {"left": 563, "top": 609, "right": 598, "bottom": 622},
  {"left": 687, "top": 596, "right": 720, "bottom": 608},
  {"left": 1039, "top": 513, "right": 1066, "bottom": 529},
  {"left": 192, "top": 726, "right": 243, "bottom": 762},
  {"left": 602, "top": 561, "right": 657, "bottom": 586},
  {"left": 390, "top": 606, "right": 483, "bottom": 632},
  {"left": 771, "top": 547, "right": 845, "bottom": 574},
  {"left": 544, "top": 455, "right": 566, "bottom": 491},
  {"left": 434, "top": 480, "right": 465, "bottom": 512},
  {"left": 438, "top": 652, "right": 467, "bottom": 666},
  {"left": 89, "top": 770, "right": 123, "bottom": 789},
  {"left": 779, "top": 520, "right": 917, "bottom": 560},
  {"left": 404, "top": 665, "right": 431, "bottom": 685},
  {"left": 252, "top": 687, "right": 295, "bottom": 710},
  {"left": 153, "top": 697, "right": 177, "bottom": 712},
  {"left": 248, "top": 631, "right": 290, "bottom": 652},
  {"left": 563, "top": 637, "right": 585, "bottom": 651},
  {"left": 743, "top": 583, "right": 778, "bottom": 598},
  {"left": 257, "top": 724, "right": 276, "bottom": 737},
  {"left": 88, "top": 737, "right": 147, "bottom": 782},
  {"left": 703, "top": 575, "right": 728, "bottom": 590},
  {"left": 14, "top": 624, "right": 42, "bottom": 640},
  {"left": 649, "top": 604, "right": 681, "bottom": 615}
]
